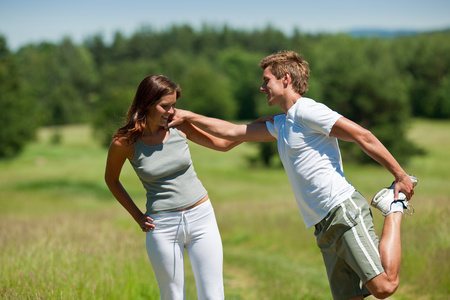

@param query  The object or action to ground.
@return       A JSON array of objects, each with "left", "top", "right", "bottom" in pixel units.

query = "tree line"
[{"left": 1, "top": 25, "right": 449, "bottom": 163}]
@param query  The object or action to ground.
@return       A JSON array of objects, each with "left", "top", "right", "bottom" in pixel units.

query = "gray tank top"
[{"left": 130, "top": 127, "right": 207, "bottom": 214}]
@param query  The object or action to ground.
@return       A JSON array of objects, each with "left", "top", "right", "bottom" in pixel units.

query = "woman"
[{"left": 104, "top": 75, "right": 239, "bottom": 300}]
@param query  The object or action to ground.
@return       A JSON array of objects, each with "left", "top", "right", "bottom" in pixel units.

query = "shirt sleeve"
[
  {"left": 300, "top": 101, "right": 342, "bottom": 136},
  {"left": 265, "top": 114, "right": 285, "bottom": 139}
]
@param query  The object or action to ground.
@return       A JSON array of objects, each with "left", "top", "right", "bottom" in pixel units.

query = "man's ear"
[{"left": 283, "top": 72, "right": 291, "bottom": 87}]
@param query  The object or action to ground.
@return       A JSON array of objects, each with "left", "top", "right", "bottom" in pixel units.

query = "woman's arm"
[{"left": 104, "top": 138, "right": 155, "bottom": 232}]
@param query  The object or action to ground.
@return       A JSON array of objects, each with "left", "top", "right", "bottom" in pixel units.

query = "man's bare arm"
[
  {"left": 330, "top": 117, "right": 415, "bottom": 200},
  {"left": 168, "top": 109, "right": 276, "bottom": 142}
]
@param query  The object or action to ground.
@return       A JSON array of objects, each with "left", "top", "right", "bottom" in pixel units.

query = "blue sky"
[{"left": 1, "top": 0, "right": 449, "bottom": 49}]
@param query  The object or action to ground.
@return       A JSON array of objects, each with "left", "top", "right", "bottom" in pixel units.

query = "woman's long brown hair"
[{"left": 113, "top": 75, "right": 181, "bottom": 143}]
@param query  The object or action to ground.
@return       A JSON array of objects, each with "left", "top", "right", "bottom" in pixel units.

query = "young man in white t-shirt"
[{"left": 168, "top": 50, "right": 416, "bottom": 300}]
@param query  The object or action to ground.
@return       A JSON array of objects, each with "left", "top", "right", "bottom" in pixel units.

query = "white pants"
[{"left": 146, "top": 199, "right": 224, "bottom": 300}]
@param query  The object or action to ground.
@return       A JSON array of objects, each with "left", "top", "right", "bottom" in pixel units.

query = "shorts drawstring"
[{"left": 178, "top": 210, "right": 190, "bottom": 243}]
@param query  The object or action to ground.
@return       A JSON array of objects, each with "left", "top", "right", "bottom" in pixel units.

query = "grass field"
[{"left": 0, "top": 119, "right": 449, "bottom": 299}]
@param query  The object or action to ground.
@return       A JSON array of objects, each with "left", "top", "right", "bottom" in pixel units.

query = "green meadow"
[{"left": 1, "top": 119, "right": 449, "bottom": 299}]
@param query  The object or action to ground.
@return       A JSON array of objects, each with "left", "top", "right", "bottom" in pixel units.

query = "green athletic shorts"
[{"left": 314, "top": 191, "right": 384, "bottom": 300}]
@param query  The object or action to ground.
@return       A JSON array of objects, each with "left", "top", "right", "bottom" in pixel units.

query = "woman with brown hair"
[{"left": 105, "top": 75, "right": 238, "bottom": 299}]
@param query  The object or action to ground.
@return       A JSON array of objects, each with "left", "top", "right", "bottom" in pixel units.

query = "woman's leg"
[
  {"left": 146, "top": 216, "right": 186, "bottom": 300},
  {"left": 185, "top": 201, "right": 224, "bottom": 300}
]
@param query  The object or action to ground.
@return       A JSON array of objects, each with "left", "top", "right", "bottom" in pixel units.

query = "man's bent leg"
[
  {"left": 365, "top": 212, "right": 402, "bottom": 299},
  {"left": 315, "top": 192, "right": 379, "bottom": 299}
]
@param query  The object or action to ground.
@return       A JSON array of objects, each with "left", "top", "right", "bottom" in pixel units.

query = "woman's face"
[{"left": 147, "top": 92, "right": 177, "bottom": 127}]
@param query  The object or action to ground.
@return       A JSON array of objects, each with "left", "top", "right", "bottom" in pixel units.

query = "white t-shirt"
[{"left": 266, "top": 97, "right": 355, "bottom": 228}]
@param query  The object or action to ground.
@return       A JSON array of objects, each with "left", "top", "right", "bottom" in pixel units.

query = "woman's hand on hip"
[{"left": 138, "top": 214, "right": 155, "bottom": 232}]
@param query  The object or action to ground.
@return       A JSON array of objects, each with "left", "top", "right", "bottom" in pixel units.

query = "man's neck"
[{"left": 280, "top": 93, "right": 302, "bottom": 114}]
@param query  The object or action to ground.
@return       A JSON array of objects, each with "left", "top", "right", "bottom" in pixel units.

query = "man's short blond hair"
[{"left": 259, "top": 51, "right": 310, "bottom": 96}]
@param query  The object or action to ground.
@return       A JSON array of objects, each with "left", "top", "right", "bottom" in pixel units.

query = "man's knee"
[{"left": 366, "top": 275, "right": 399, "bottom": 299}]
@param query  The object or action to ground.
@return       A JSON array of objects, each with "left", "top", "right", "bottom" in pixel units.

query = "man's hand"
[
  {"left": 167, "top": 108, "right": 190, "bottom": 128},
  {"left": 394, "top": 174, "right": 416, "bottom": 201}
]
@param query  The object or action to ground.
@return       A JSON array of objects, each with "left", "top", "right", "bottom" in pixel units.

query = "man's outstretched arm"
[
  {"left": 330, "top": 116, "right": 415, "bottom": 200},
  {"left": 168, "top": 109, "right": 276, "bottom": 142}
]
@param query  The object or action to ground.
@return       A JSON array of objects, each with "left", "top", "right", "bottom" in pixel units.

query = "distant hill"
[{"left": 348, "top": 29, "right": 421, "bottom": 38}]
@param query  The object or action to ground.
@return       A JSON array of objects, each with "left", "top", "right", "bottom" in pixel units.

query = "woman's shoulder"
[
  {"left": 111, "top": 136, "right": 134, "bottom": 147},
  {"left": 170, "top": 123, "right": 188, "bottom": 138},
  {"left": 109, "top": 136, "right": 135, "bottom": 159}
]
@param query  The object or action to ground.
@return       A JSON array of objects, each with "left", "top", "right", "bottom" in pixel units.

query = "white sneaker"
[{"left": 371, "top": 175, "right": 418, "bottom": 216}]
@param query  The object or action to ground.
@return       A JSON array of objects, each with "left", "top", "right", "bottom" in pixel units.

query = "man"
[{"left": 168, "top": 50, "right": 416, "bottom": 300}]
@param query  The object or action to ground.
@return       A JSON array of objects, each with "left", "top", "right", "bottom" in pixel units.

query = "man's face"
[{"left": 260, "top": 67, "right": 284, "bottom": 106}]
